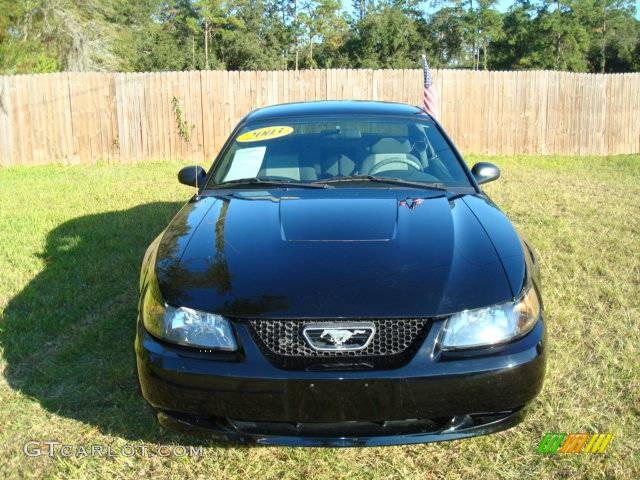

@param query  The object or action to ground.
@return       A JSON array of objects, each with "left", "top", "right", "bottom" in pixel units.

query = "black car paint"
[
  {"left": 148, "top": 190, "right": 532, "bottom": 318},
  {"left": 136, "top": 101, "right": 545, "bottom": 446}
]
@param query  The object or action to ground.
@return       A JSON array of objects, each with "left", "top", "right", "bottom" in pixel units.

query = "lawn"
[{"left": 0, "top": 156, "right": 638, "bottom": 479}]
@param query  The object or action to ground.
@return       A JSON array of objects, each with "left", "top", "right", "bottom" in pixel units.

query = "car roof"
[{"left": 244, "top": 100, "right": 426, "bottom": 123}]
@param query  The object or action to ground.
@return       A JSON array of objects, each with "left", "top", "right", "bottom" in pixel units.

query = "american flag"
[{"left": 421, "top": 54, "right": 437, "bottom": 117}]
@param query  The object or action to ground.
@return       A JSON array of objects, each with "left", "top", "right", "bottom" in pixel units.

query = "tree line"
[{"left": 0, "top": 0, "right": 638, "bottom": 74}]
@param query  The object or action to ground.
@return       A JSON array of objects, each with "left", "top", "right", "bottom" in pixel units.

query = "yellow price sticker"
[{"left": 237, "top": 126, "right": 294, "bottom": 143}]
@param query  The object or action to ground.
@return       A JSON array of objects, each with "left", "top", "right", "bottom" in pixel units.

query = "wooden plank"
[
  {"left": 314, "top": 69, "right": 325, "bottom": 100},
  {"left": 159, "top": 71, "right": 172, "bottom": 161},
  {"left": 577, "top": 73, "right": 586, "bottom": 156},
  {"left": 237, "top": 70, "right": 252, "bottom": 124},
  {"left": 475, "top": 70, "right": 487, "bottom": 154},
  {"left": 68, "top": 72, "right": 94, "bottom": 163},
  {"left": 0, "top": 76, "right": 13, "bottom": 166},
  {"left": 148, "top": 72, "right": 159, "bottom": 160},
  {"left": 58, "top": 73, "right": 74, "bottom": 163},
  {"left": 179, "top": 70, "right": 190, "bottom": 161},
  {"left": 41, "top": 74, "right": 55, "bottom": 162},
  {"left": 596, "top": 73, "right": 606, "bottom": 156},
  {"left": 210, "top": 70, "right": 223, "bottom": 156},
  {"left": 114, "top": 73, "right": 129, "bottom": 162},
  {"left": 31, "top": 73, "right": 49, "bottom": 163},
  {"left": 15, "top": 75, "right": 33, "bottom": 165},
  {"left": 143, "top": 71, "right": 155, "bottom": 161},
  {"left": 439, "top": 69, "right": 452, "bottom": 133},
  {"left": 97, "top": 72, "right": 113, "bottom": 162},
  {"left": 618, "top": 74, "right": 627, "bottom": 155},
  {"left": 89, "top": 73, "right": 101, "bottom": 162},
  {"left": 338, "top": 69, "right": 347, "bottom": 99},
  {"left": 215, "top": 70, "right": 229, "bottom": 150},
  {"left": 483, "top": 70, "right": 494, "bottom": 154},
  {"left": 440, "top": 70, "right": 455, "bottom": 143},
  {"left": 200, "top": 70, "right": 213, "bottom": 162},
  {"left": 104, "top": 74, "right": 118, "bottom": 162},
  {"left": 563, "top": 72, "right": 575, "bottom": 155},
  {"left": 536, "top": 71, "right": 549, "bottom": 155},
  {"left": 544, "top": 71, "right": 557, "bottom": 155},
  {"left": 129, "top": 72, "right": 141, "bottom": 162},
  {"left": 8, "top": 75, "right": 21, "bottom": 164},
  {"left": 631, "top": 74, "right": 640, "bottom": 154},
  {"left": 624, "top": 73, "right": 639, "bottom": 154},
  {"left": 326, "top": 68, "right": 334, "bottom": 100},
  {"left": 167, "top": 71, "right": 180, "bottom": 160},
  {"left": 304, "top": 69, "right": 316, "bottom": 101},
  {"left": 187, "top": 70, "right": 203, "bottom": 161},
  {"left": 159, "top": 72, "right": 171, "bottom": 161},
  {"left": 175, "top": 71, "right": 189, "bottom": 160}
]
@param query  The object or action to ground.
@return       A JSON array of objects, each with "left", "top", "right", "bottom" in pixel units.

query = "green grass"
[{"left": 0, "top": 156, "right": 639, "bottom": 479}]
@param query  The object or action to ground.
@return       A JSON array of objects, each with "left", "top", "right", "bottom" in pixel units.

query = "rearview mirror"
[
  {"left": 178, "top": 166, "right": 207, "bottom": 188},
  {"left": 471, "top": 162, "right": 500, "bottom": 185}
]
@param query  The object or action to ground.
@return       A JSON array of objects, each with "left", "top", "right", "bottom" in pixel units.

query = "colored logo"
[
  {"left": 536, "top": 433, "right": 613, "bottom": 454},
  {"left": 237, "top": 126, "right": 294, "bottom": 142},
  {"left": 399, "top": 198, "right": 425, "bottom": 210}
]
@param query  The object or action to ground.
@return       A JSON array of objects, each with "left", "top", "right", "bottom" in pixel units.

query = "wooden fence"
[{"left": 0, "top": 69, "right": 638, "bottom": 166}]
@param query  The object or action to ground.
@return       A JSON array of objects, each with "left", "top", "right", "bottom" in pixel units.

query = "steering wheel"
[{"left": 367, "top": 156, "right": 422, "bottom": 175}]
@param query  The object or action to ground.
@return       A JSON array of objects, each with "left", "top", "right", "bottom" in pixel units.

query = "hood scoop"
[{"left": 280, "top": 197, "right": 398, "bottom": 241}]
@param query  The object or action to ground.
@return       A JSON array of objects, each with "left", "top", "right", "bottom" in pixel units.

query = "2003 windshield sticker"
[{"left": 237, "top": 126, "right": 294, "bottom": 143}]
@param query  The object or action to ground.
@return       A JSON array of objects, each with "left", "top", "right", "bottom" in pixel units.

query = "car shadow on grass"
[{"left": 1, "top": 201, "right": 248, "bottom": 448}]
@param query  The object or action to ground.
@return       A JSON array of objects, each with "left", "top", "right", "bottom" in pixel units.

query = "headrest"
[{"left": 370, "top": 138, "right": 411, "bottom": 154}]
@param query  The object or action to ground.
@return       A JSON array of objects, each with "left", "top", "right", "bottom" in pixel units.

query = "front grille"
[{"left": 246, "top": 318, "right": 430, "bottom": 370}]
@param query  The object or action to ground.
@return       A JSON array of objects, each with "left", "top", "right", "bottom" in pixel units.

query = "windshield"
[{"left": 208, "top": 116, "right": 472, "bottom": 188}]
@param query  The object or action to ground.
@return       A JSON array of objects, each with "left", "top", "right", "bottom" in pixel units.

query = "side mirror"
[
  {"left": 471, "top": 162, "right": 500, "bottom": 185},
  {"left": 178, "top": 166, "right": 207, "bottom": 188}
]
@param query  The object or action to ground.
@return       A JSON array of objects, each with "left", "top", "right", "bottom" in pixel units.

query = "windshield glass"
[{"left": 208, "top": 116, "right": 472, "bottom": 188}]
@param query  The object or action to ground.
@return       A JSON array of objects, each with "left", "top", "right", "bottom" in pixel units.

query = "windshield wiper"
[
  {"left": 315, "top": 175, "right": 448, "bottom": 191},
  {"left": 209, "top": 177, "right": 331, "bottom": 189}
]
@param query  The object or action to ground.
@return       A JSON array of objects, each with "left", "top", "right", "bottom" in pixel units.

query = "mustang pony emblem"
[
  {"left": 320, "top": 329, "right": 366, "bottom": 346},
  {"left": 302, "top": 322, "right": 376, "bottom": 351}
]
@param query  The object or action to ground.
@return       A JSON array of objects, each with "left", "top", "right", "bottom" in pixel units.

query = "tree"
[
  {"left": 1, "top": 0, "right": 126, "bottom": 72},
  {"left": 344, "top": 4, "right": 424, "bottom": 68},
  {"left": 476, "top": 0, "right": 504, "bottom": 69},
  {"left": 421, "top": 6, "right": 468, "bottom": 67},
  {"left": 427, "top": 0, "right": 503, "bottom": 69},
  {"left": 491, "top": 0, "right": 539, "bottom": 69},
  {"left": 578, "top": 0, "right": 637, "bottom": 72},
  {"left": 299, "top": 0, "right": 348, "bottom": 68},
  {"left": 535, "top": 0, "right": 591, "bottom": 71},
  {"left": 0, "top": 0, "right": 59, "bottom": 73}
]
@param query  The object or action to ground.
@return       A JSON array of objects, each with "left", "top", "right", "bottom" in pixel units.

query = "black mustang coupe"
[{"left": 136, "top": 100, "right": 545, "bottom": 447}]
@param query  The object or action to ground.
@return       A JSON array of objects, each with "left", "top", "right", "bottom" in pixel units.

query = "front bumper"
[
  {"left": 135, "top": 317, "right": 545, "bottom": 447},
  {"left": 156, "top": 407, "right": 527, "bottom": 447}
]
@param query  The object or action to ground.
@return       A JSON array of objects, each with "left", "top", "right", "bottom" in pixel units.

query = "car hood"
[{"left": 154, "top": 188, "right": 525, "bottom": 318}]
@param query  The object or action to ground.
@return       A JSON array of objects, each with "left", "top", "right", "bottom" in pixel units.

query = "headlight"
[
  {"left": 440, "top": 286, "right": 541, "bottom": 350},
  {"left": 142, "top": 285, "right": 237, "bottom": 350}
]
